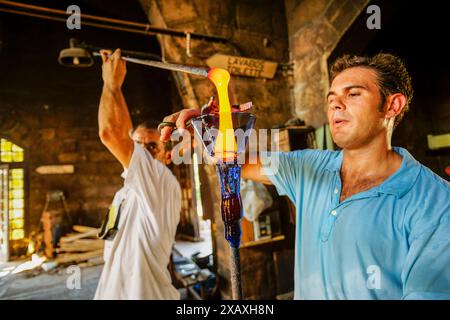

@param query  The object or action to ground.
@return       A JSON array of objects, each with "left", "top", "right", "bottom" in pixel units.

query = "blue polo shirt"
[{"left": 262, "top": 147, "right": 450, "bottom": 300}]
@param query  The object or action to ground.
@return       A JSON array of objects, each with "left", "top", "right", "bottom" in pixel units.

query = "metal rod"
[
  {"left": 0, "top": 0, "right": 230, "bottom": 43},
  {"left": 0, "top": 7, "right": 180, "bottom": 40},
  {"left": 123, "top": 57, "right": 209, "bottom": 77},
  {"left": 81, "top": 41, "right": 161, "bottom": 61},
  {"left": 0, "top": 7, "right": 67, "bottom": 23},
  {"left": 230, "top": 246, "right": 243, "bottom": 300},
  {"left": 92, "top": 52, "right": 209, "bottom": 77}
]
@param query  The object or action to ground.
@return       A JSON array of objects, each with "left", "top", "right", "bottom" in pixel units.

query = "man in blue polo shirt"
[{"left": 160, "top": 53, "right": 450, "bottom": 299}]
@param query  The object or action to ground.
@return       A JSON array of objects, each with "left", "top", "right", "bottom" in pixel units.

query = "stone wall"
[
  {"left": 285, "top": 0, "right": 370, "bottom": 128},
  {"left": 0, "top": 109, "right": 121, "bottom": 232},
  {"left": 0, "top": 13, "right": 172, "bottom": 240},
  {"left": 139, "top": 0, "right": 294, "bottom": 129}
]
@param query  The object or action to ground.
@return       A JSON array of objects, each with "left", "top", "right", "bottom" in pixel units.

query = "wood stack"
[
  {"left": 40, "top": 209, "right": 65, "bottom": 258},
  {"left": 54, "top": 225, "right": 104, "bottom": 267}
]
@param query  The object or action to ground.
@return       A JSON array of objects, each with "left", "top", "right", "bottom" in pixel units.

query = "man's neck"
[{"left": 341, "top": 134, "right": 402, "bottom": 179}]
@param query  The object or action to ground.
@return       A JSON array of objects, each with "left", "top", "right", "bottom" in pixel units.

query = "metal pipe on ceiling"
[{"left": 0, "top": 0, "right": 231, "bottom": 44}]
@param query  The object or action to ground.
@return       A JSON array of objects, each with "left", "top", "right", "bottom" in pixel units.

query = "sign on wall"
[{"left": 206, "top": 54, "right": 278, "bottom": 79}]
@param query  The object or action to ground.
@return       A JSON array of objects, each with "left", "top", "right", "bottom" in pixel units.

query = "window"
[
  {"left": 1, "top": 139, "right": 24, "bottom": 163},
  {"left": 0, "top": 138, "right": 25, "bottom": 241}
]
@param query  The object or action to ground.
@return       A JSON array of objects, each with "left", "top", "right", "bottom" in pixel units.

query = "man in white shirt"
[{"left": 94, "top": 49, "right": 181, "bottom": 300}]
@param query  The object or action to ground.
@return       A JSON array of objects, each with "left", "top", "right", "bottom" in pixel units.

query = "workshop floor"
[
  {"left": 0, "top": 223, "right": 212, "bottom": 300},
  {"left": 174, "top": 220, "right": 213, "bottom": 258},
  {"left": 0, "top": 261, "right": 191, "bottom": 300},
  {"left": 0, "top": 259, "right": 102, "bottom": 300}
]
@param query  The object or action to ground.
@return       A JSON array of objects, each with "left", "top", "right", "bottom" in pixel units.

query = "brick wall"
[{"left": 0, "top": 12, "right": 173, "bottom": 236}]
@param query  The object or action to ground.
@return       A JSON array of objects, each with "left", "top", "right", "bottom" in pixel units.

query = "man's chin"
[
  {"left": 331, "top": 133, "right": 345, "bottom": 148},
  {"left": 332, "top": 135, "right": 354, "bottom": 150},
  {"left": 334, "top": 141, "right": 347, "bottom": 149}
]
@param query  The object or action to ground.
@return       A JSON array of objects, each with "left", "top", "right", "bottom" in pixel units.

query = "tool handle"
[{"left": 92, "top": 52, "right": 209, "bottom": 77}]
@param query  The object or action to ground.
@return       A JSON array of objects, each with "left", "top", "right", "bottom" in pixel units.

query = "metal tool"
[
  {"left": 58, "top": 38, "right": 160, "bottom": 67},
  {"left": 93, "top": 53, "right": 209, "bottom": 77},
  {"left": 58, "top": 38, "right": 209, "bottom": 77}
]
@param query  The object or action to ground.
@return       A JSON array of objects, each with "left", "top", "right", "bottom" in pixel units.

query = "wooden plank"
[
  {"left": 241, "top": 219, "right": 255, "bottom": 243},
  {"left": 55, "top": 249, "right": 104, "bottom": 264},
  {"left": 63, "top": 239, "right": 103, "bottom": 246},
  {"left": 72, "top": 225, "right": 99, "bottom": 233},
  {"left": 59, "top": 242, "right": 103, "bottom": 251},
  {"left": 58, "top": 239, "right": 104, "bottom": 253},
  {"left": 206, "top": 54, "right": 278, "bottom": 79},
  {"left": 240, "top": 235, "right": 285, "bottom": 249},
  {"left": 59, "top": 229, "right": 98, "bottom": 243},
  {"left": 36, "top": 165, "right": 74, "bottom": 175},
  {"left": 78, "top": 256, "right": 105, "bottom": 268}
]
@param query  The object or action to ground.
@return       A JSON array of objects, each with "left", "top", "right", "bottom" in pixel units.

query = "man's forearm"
[
  {"left": 98, "top": 85, "right": 134, "bottom": 168},
  {"left": 98, "top": 85, "right": 133, "bottom": 139},
  {"left": 242, "top": 157, "right": 272, "bottom": 185}
]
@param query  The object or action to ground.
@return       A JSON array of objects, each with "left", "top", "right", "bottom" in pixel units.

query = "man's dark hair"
[
  {"left": 134, "top": 119, "right": 160, "bottom": 131},
  {"left": 133, "top": 119, "right": 174, "bottom": 151},
  {"left": 329, "top": 53, "right": 413, "bottom": 128}
]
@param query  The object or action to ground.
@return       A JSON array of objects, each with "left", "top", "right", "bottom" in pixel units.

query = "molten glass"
[{"left": 207, "top": 68, "right": 236, "bottom": 160}]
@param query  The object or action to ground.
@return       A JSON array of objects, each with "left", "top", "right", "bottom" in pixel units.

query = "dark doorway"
[{"left": 329, "top": 0, "right": 450, "bottom": 180}]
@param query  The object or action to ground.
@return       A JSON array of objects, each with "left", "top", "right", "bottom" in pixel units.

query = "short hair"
[
  {"left": 329, "top": 53, "right": 413, "bottom": 128},
  {"left": 133, "top": 119, "right": 174, "bottom": 151},
  {"left": 133, "top": 119, "right": 160, "bottom": 131}
]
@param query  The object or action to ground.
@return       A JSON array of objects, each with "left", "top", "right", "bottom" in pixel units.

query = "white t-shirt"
[{"left": 94, "top": 142, "right": 181, "bottom": 300}]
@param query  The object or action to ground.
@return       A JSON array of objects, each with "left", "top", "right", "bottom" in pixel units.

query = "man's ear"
[
  {"left": 164, "top": 150, "right": 172, "bottom": 165},
  {"left": 385, "top": 93, "right": 407, "bottom": 119}
]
